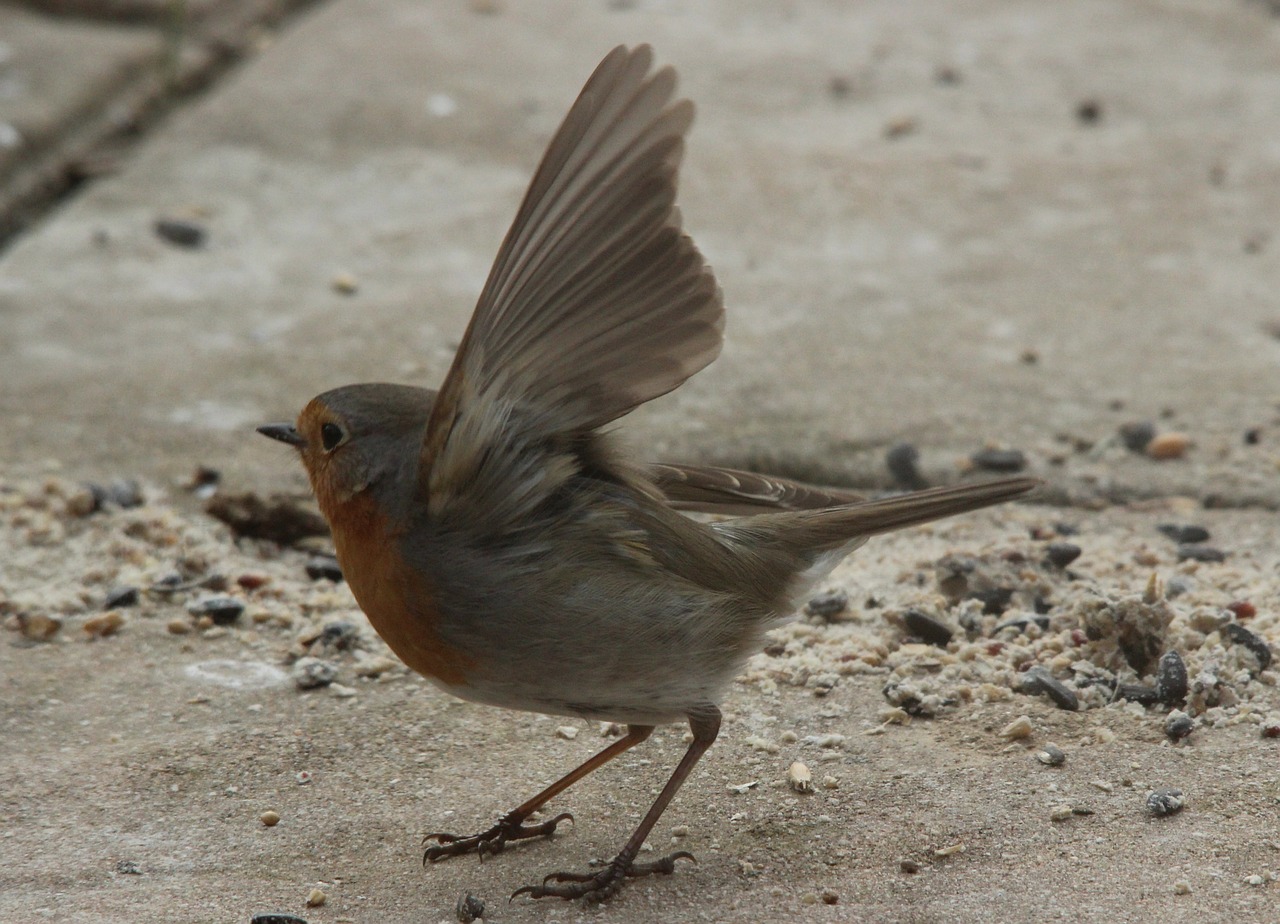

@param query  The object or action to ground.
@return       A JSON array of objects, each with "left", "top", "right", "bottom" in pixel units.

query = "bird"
[{"left": 258, "top": 44, "right": 1038, "bottom": 902}]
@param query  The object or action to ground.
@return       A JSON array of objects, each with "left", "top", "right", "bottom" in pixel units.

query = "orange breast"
[{"left": 327, "top": 492, "right": 474, "bottom": 687}]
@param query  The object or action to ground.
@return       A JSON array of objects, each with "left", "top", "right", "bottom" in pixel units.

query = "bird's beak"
[{"left": 257, "top": 423, "right": 306, "bottom": 447}]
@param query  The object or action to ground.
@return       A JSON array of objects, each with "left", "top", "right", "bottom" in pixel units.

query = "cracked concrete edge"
[
  {"left": 11, "top": 0, "right": 225, "bottom": 25},
  {"left": 0, "top": 0, "right": 322, "bottom": 246}
]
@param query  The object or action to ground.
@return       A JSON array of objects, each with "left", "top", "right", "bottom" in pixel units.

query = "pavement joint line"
[{"left": 0, "top": 0, "right": 328, "bottom": 254}]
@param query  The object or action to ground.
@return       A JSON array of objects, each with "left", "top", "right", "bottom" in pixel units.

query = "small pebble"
[
  {"left": 935, "top": 554, "right": 975, "bottom": 599},
  {"left": 237, "top": 573, "right": 271, "bottom": 591},
  {"left": 329, "top": 683, "right": 357, "bottom": 698},
  {"left": 115, "top": 860, "right": 141, "bottom": 874},
  {"left": 934, "top": 65, "right": 961, "bottom": 85},
  {"left": 1225, "top": 600, "right": 1257, "bottom": 621},
  {"left": 1115, "top": 683, "right": 1160, "bottom": 706},
  {"left": 305, "top": 555, "right": 344, "bottom": 582},
  {"left": 1146, "top": 789, "right": 1185, "bottom": 817},
  {"left": 295, "top": 771, "right": 312, "bottom": 785},
  {"left": 104, "top": 586, "right": 139, "bottom": 609},
  {"left": 166, "top": 618, "right": 192, "bottom": 635},
  {"left": 934, "top": 843, "right": 965, "bottom": 858},
  {"left": 820, "top": 889, "right": 839, "bottom": 905},
  {"left": 1155, "top": 651, "right": 1188, "bottom": 704},
  {"left": 1173, "top": 880, "right": 1192, "bottom": 895},
  {"left": 1036, "top": 744, "right": 1066, "bottom": 767},
  {"left": 1049, "top": 804, "right": 1074, "bottom": 822},
  {"left": 16, "top": 612, "right": 62, "bottom": 641},
  {"left": 104, "top": 478, "right": 144, "bottom": 508},
  {"left": 1118, "top": 421, "right": 1156, "bottom": 452},
  {"left": 970, "top": 448, "right": 1027, "bottom": 473},
  {"left": 150, "top": 572, "right": 187, "bottom": 594},
  {"left": 1176, "top": 544, "right": 1225, "bottom": 563},
  {"left": 1157, "top": 523, "right": 1210, "bottom": 544},
  {"left": 1075, "top": 98, "right": 1102, "bottom": 124},
  {"left": 455, "top": 892, "right": 485, "bottom": 923},
  {"left": 899, "top": 859, "right": 920, "bottom": 874},
  {"left": 996, "top": 615, "right": 1050, "bottom": 635},
  {"left": 1043, "top": 542, "right": 1081, "bottom": 568},
  {"left": 187, "top": 596, "right": 244, "bottom": 625},
  {"left": 1164, "top": 710, "right": 1194, "bottom": 742},
  {"left": 1246, "top": 874, "right": 1267, "bottom": 887},
  {"left": 671, "top": 825, "right": 689, "bottom": 838},
  {"left": 885, "top": 442, "right": 926, "bottom": 489},
  {"left": 1223, "top": 623, "right": 1273, "bottom": 672},
  {"left": 83, "top": 611, "right": 125, "bottom": 638},
  {"left": 1001, "top": 715, "right": 1033, "bottom": 740},
  {"left": 305, "top": 887, "right": 326, "bottom": 908},
  {"left": 331, "top": 272, "right": 359, "bottom": 295},
  {"left": 64, "top": 485, "right": 99, "bottom": 517},
  {"left": 154, "top": 217, "right": 207, "bottom": 248},
  {"left": 292, "top": 657, "right": 338, "bottom": 690},
  {"left": 883, "top": 115, "right": 918, "bottom": 138},
  {"left": 970, "top": 586, "right": 1014, "bottom": 616},
  {"left": 317, "top": 620, "right": 359, "bottom": 650},
  {"left": 184, "top": 465, "right": 221, "bottom": 496},
  {"left": 1018, "top": 668, "right": 1078, "bottom": 711},
  {"left": 804, "top": 733, "right": 847, "bottom": 749},
  {"left": 806, "top": 588, "right": 849, "bottom": 619},
  {"left": 353, "top": 655, "right": 398, "bottom": 678},
  {"left": 250, "top": 915, "right": 309, "bottom": 924},
  {"left": 1147, "top": 432, "right": 1190, "bottom": 460},
  {"left": 745, "top": 735, "right": 779, "bottom": 753},
  {"left": 260, "top": 810, "right": 281, "bottom": 827},
  {"left": 787, "top": 761, "right": 814, "bottom": 793},
  {"left": 902, "top": 609, "right": 953, "bottom": 647},
  {"left": 556, "top": 725, "right": 579, "bottom": 740},
  {"left": 822, "top": 775, "right": 839, "bottom": 790}
]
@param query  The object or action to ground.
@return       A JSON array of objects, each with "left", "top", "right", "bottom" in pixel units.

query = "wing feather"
[
  {"left": 421, "top": 46, "right": 723, "bottom": 504},
  {"left": 649, "top": 463, "right": 867, "bottom": 515}
]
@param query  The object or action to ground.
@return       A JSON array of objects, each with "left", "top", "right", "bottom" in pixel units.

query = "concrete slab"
[
  {"left": 0, "top": 0, "right": 315, "bottom": 241},
  {"left": 3, "top": 4, "right": 1280, "bottom": 922},
  {"left": 2, "top": 481, "right": 1278, "bottom": 923},
  {"left": 1, "top": 0, "right": 1279, "bottom": 509},
  {"left": 12, "top": 0, "right": 225, "bottom": 23},
  {"left": 0, "top": 5, "right": 158, "bottom": 181}
]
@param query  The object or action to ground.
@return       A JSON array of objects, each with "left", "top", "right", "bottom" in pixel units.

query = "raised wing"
[{"left": 421, "top": 45, "right": 724, "bottom": 509}]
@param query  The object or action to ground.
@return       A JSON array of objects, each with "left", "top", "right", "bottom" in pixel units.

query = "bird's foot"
[
  {"left": 422, "top": 810, "right": 573, "bottom": 864},
  {"left": 512, "top": 850, "right": 694, "bottom": 902}
]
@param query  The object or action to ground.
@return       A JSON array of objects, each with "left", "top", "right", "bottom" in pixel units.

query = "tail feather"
[{"left": 717, "top": 477, "right": 1039, "bottom": 552}]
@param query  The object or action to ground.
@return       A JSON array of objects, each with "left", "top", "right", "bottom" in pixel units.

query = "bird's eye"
[{"left": 320, "top": 422, "right": 344, "bottom": 452}]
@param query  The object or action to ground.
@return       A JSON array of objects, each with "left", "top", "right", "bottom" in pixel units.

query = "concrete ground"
[{"left": 2, "top": 1, "right": 1278, "bottom": 922}]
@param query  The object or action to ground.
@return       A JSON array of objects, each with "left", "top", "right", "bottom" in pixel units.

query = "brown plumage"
[{"left": 260, "top": 45, "right": 1038, "bottom": 903}]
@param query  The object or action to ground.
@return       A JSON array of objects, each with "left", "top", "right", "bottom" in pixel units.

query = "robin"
[{"left": 259, "top": 44, "right": 1038, "bottom": 902}]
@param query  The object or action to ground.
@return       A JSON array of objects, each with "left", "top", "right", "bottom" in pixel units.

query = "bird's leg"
[
  {"left": 423, "top": 724, "right": 654, "bottom": 863},
  {"left": 514, "top": 705, "right": 721, "bottom": 902}
]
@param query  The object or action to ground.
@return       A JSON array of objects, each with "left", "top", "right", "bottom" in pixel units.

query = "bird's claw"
[
  {"left": 511, "top": 850, "right": 695, "bottom": 902},
  {"left": 422, "top": 811, "right": 573, "bottom": 865}
]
